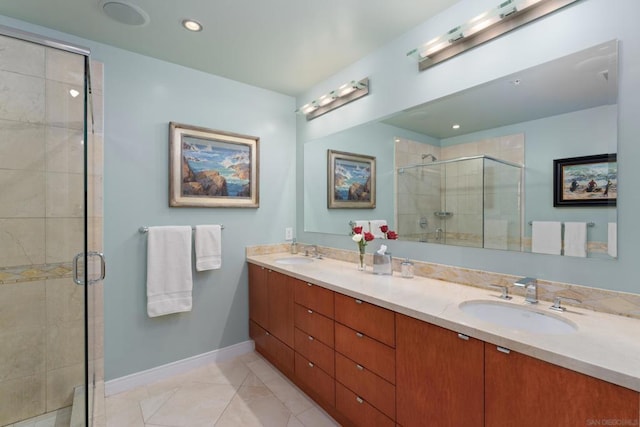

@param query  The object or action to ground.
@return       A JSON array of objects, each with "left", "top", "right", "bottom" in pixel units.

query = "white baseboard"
[{"left": 104, "top": 340, "right": 255, "bottom": 396}]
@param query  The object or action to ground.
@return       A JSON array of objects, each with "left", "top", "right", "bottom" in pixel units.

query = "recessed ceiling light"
[
  {"left": 452, "top": 124, "right": 461, "bottom": 129},
  {"left": 99, "top": 0, "right": 150, "bottom": 26},
  {"left": 182, "top": 19, "right": 203, "bottom": 32},
  {"left": 69, "top": 89, "right": 80, "bottom": 98}
]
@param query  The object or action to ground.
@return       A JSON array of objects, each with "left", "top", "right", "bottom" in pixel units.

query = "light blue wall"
[
  {"left": 297, "top": 0, "right": 640, "bottom": 295},
  {"left": 304, "top": 122, "right": 436, "bottom": 234},
  {"left": 443, "top": 105, "right": 617, "bottom": 243},
  {"left": 0, "top": 16, "right": 297, "bottom": 380}
]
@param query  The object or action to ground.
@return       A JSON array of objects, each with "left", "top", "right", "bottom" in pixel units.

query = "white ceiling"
[{"left": 0, "top": 0, "right": 459, "bottom": 96}]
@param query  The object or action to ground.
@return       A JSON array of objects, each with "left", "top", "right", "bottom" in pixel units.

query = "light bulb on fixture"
[
  {"left": 295, "top": 78, "right": 370, "bottom": 121},
  {"left": 182, "top": 19, "right": 203, "bottom": 32}
]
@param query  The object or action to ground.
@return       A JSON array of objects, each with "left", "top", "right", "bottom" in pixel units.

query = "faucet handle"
[
  {"left": 550, "top": 296, "right": 581, "bottom": 312},
  {"left": 488, "top": 284, "right": 512, "bottom": 300}
]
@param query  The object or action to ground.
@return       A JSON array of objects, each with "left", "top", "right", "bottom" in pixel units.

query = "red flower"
[
  {"left": 380, "top": 225, "right": 389, "bottom": 233},
  {"left": 386, "top": 231, "right": 398, "bottom": 240},
  {"left": 364, "top": 232, "right": 375, "bottom": 242},
  {"left": 352, "top": 226, "right": 363, "bottom": 234}
]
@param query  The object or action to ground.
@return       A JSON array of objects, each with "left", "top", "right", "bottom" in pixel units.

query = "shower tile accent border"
[
  {"left": 0, "top": 262, "right": 72, "bottom": 285},
  {"left": 246, "top": 243, "right": 640, "bottom": 320}
]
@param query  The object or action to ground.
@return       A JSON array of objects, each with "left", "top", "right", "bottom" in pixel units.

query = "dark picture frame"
[
  {"left": 169, "top": 122, "right": 259, "bottom": 207},
  {"left": 553, "top": 153, "right": 617, "bottom": 207},
  {"left": 327, "top": 149, "right": 376, "bottom": 209}
]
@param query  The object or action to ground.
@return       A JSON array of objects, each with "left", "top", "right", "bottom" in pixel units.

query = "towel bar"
[
  {"left": 139, "top": 225, "right": 224, "bottom": 233},
  {"left": 528, "top": 221, "right": 594, "bottom": 227}
]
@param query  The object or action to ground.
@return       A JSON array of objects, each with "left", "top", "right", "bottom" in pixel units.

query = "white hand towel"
[
  {"left": 563, "top": 222, "right": 587, "bottom": 257},
  {"left": 608, "top": 222, "right": 617, "bottom": 258},
  {"left": 531, "top": 221, "right": 562, "bottom": 255},
  {"left": 369, "top": 220, "right": 388, "bottom": 238},
  {"left": 195, "top": 225, "right": 222, "bottom": 271},
  {"left": 146, "top": 226, "right": 193, "bottom": 317},
  {"left": 353, "top": 220, "right": 369, "bottom": 231}
]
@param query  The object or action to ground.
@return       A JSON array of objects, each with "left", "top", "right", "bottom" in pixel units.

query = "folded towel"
[
  {"left": 608, "top": 222, "right": 617, "bottom": 258},
  {"left": 563, "top": 222, "right": 587, "bottom": 257},
  {"left": 369, "top": 220, "right": 388, "bottom": 238},
  {"left": 195, "top": 225, "right": 222, "bottom": 271},
  {"left": 484, "top": 219, "right": 509, "bottom": 250},
  {"left": 146, "top": 226, "right": 193, "bottom": 317},
  {"left": 531, "top": 221, "right": 561, "bottom": 255}
]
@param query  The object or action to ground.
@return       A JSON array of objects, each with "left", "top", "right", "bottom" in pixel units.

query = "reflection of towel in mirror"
[
  {"left": 369, "top": 220, "right": 387, "bottom": 238},
  {"left": 531, "top": 221, "right": 561, "bottom": 255},
  {"left": 608, "top": 222, "right": 617, "bottom": 258},
  {"left": 195, "top": 225, "right": 222, "bottom": 271},
  {"left": 563, "top": 222, "right": 587, "bottom": 257}
]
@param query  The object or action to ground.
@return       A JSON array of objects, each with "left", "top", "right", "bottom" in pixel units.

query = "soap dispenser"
[
  {"left": 401, "top": 258, "right": 414, "bottom": 278},
  {"left": 290, "top": 238, "right": 298, "bottom": 254}
]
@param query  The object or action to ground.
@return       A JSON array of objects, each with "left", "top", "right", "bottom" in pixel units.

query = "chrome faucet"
[
  {"left": 304, "top": 245, "right": 319, "bottom": 258},
  {"left": 514, "top": 277, "right": 538, "bottom": 304}
]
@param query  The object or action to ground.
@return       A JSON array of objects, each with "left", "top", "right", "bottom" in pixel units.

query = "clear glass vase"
[{"left": 358, "top": 249, "right": 365, "bottom": 271}]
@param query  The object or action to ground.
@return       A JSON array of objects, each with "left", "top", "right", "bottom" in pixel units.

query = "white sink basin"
[
  {"left": 459, "top": 300, "right": 578, "bottom": 334},
  {"left": 275, "top": 257, "right": 314, "bottom": 265}
]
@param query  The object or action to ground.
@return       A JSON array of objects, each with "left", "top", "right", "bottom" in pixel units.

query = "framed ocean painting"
[
  {"left": 553, "top": 153, "right": 616, "bottom": 207},
  {"left": 327, "top": 149, "right": 376, "bottom": 209},
  {"left": 169, "top": 122, "right": 259, "bottom": 207}
]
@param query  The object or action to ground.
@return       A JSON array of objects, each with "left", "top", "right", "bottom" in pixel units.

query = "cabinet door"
[
  {"left": 396, "top": 314, "right": 484, "bottom": 427},
  {"left": 485, "top": 345, "right": 640, "bottom": 427},
  {"left": 248, "top": 263, "right": 268, "bottom": 327},
  {"left": 267, "top": 271, "right": 294, "bottom": 347},
  {"left": 335, "top": 293, "right": 395, "bottom": 347}
]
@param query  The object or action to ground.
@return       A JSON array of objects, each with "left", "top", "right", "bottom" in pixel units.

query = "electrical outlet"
[{"left": 285, "top": 227, "right": 293, "bottom": 241}]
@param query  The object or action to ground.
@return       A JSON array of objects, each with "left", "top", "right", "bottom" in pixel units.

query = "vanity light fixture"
[
  {"left": 407, "top": 0, "right": 580, "bottom": 71},
  {"left": 181, "top": 19, "right": 203, "bottom": 32},
  {"left": 296, "top": 78, "right": 370, "bottom": 121}
]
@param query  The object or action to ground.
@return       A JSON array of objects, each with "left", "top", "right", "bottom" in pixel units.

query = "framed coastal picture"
[
  {"left": 327, "top": 149, "right": 376, "bottom": 209},
  {"left": 169, "top": 122, "right": 259, "bottom": 207},
  {"left": 553, "top": 153, "right": 617, "bottom": 207}
]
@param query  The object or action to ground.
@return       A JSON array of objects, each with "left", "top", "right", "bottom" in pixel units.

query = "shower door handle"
[{"left": 73, "top": 251, "right": 106, "bottom": 286}]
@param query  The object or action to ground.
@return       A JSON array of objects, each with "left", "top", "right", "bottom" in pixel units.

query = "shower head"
[{"left": 422, "top": 153, "right": 437, "bottom": 162}]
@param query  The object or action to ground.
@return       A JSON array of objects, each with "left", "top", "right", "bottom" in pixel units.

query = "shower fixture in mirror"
[
  {"left": 303, "top": 39, "right": 618, "bottom": 259},
  {"left": 407, "top": 0, "right": 581, "bottom": 71}
]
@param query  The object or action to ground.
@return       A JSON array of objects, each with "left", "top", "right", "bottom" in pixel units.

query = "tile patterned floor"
[{"left": 93, "top": 352, "right": 340, "bottom": 427}]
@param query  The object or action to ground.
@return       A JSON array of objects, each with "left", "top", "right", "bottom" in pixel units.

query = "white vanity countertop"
[{"left": 247, "top": 253, "right": 640, "bottom": 392}]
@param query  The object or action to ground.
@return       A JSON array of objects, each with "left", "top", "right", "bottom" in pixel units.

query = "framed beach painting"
[
  {"left": 553, "top": 153, "right": 617, "bottom": 207},
  {"left": 169, "top": 122, "right": 259, "bottom": 207},
  {"left": 327, "top": 149, "right": 376, "bottom": 209}
]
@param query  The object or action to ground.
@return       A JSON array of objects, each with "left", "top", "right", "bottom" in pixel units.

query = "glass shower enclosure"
[
  {"left": 396, "top": 155, "right": 523, "bottom": 251},
  {"left": 0, "top": 26, "right": 103, "bottom": 426}
]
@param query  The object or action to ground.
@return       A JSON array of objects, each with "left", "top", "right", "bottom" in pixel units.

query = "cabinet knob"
[
  {"left": 355, "top": 332, "right": 364, "bottom": 338},
  {"left": 307, "top": 283, "right": 313, "bottom": 287},
  {"left": 265, "top": 331, "right": 270, "bottom": 336},
  {"left": 308, "top": 362, "right": 314, "bottom": 368},
  {"left": 457, "top": 333, "right": 470, "bottom": 341},
  {"left": 307, "top": 309, "right": 313, "bottom": 314},
  {"left": 355, "top": 299, "right": 363, "bottom": 304},
  {"left": 356, "top": 364, "right": 364, "bottom": 371},
  {"left": 356, "top": 396, "right": 364, "bottom": 404},
  {"left": 308, "top": 335, "right": 314, "bottom": 341}
]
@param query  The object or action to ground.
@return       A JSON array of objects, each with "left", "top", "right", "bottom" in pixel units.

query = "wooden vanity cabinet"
[
  {"left": 248, "top": 264, "right": 294, "bottom": 375},
  {"left": 396, "top": 314, "right": 484, "bottom": 427},
  {"left": 485, "top": 345, "right": 640, "bottom": 427}
]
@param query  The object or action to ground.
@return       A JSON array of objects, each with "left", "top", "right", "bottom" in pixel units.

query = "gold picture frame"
[
  {"left": 327, "top": 149, "right": 376, "bottom": 209},
  {"left": 169, "top": 122, "right": 259, "bottom": 207}
]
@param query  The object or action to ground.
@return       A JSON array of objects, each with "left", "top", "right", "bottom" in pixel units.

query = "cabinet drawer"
[
  {"left": 295, "top": 352, "right": 335, "bottom": 407},
  {"left": 250, "top": 320, "right": 294, "bottom": 376},
  {"left": 294, "top": 303, "right": 334, "bottom": 347},
  {"left": 294, "top": 280, "right": 334, "bottom": 318},
  {"left": 336, "top": 382, "right": 394, "bottom": 427},
  {"left": 250, "top": 320, "right": 268, "bottom": 354},
  {"left": 335, "top": 323, "right": 395, "bottom": 384},
  {"left": 335, "top": 352, "right": 395, "bottom": 420},
  {"left": 294, "top": 327, "right": 334, "bottom": 377},
  {"left": 335, "top": 293, "right": 395, "bottom": 347}
]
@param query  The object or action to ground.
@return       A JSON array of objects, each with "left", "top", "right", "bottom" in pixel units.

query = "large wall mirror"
[{"left": 304, "top": 40, "right": 618, "bottom": 259}]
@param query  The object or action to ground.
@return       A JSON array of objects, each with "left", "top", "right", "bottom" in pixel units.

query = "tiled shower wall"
[{"left": 0, "top": 34, "right": 104, "bottom": 425}]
